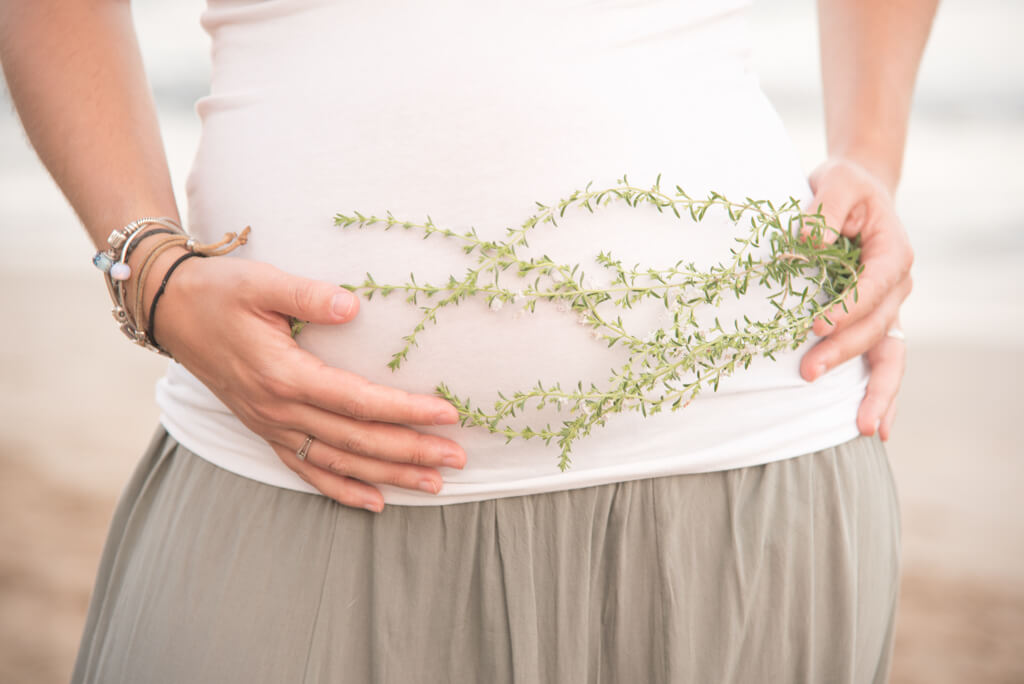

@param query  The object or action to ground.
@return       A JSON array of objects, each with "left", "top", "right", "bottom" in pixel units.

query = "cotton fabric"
[
  {"left": 72, "top": 426, "right": 901, "bottom": 683},
  {"left": 156, "top": 0, "right": 870, "bottom": 505}
]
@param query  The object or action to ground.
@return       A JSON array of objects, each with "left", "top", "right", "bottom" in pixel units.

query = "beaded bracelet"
[
  {"left": 92, "top": 217, "right": 184, "bottom": 283},
  {"left": 92, "top": 217, "right": 253, "bottom": 358},
  {"left": 107, "top": 225, "right": 185, "bottom": 333},
  {"left": 93, "top": 217, "right": 186, "bottom": 355}
]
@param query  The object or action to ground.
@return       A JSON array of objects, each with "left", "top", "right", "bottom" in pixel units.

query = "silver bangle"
[
  {"left": 114, "top": 218, "right": 186, "bottom": 329},
  {"left": 93, "top": 216, "right": 186, "bottom": 357}
]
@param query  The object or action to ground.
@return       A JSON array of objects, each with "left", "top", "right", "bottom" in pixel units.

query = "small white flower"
[
  {"left": 590, "top": 328, "right": 603, "bottom": 340},
  {"left": 513, "top": 289, "right": 526, "bottom": 305},
  {"left": 643, "top": 330, "right": 657, "bottom": 344},
  {"left": 489, "top": 298, "right": 504, "bottom": 312},
  {"left": 576, "top": 313, "right": 590, "bottom": 326}
]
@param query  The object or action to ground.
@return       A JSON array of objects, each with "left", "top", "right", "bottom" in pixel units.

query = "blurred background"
[{"left": 1, "top": 0, "right": 1020, "bottom": 682}]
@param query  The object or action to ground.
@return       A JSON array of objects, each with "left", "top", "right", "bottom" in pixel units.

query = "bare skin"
[
  {"left": 801, "top": 0, "right": 940, "bottom": 439},
  {"left": 0, "top": 0, "right": 464, "bottom": 513},
  {"left": 0, "top": 0, "right": 937, "bottom": 511},
  {"left": 799, "top": 158, "right": 915, "bottom": 439}
]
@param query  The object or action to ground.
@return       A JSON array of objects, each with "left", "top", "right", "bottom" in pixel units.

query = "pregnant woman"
[{"left": 1, "top": 0, "right": 934, "bottom": 681}]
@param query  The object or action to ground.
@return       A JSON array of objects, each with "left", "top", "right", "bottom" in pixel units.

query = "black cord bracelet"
[{"left": 146, "top": 251, "right": 202, "bottom": 352}]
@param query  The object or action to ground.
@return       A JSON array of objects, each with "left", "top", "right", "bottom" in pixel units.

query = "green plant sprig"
[{"left": 292, "top": 174, "right": 861, "bottom": 471}]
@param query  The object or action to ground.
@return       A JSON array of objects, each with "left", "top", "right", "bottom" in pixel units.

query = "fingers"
[
  {"left": 280, "top": 427, "right": 448, "bottom": 493},
  {"left": 288, "top": 353, "right": 461, "bottom": 426},
  {"left": 256, "top": 358, "right": 465, "bottom": 511},
  {"left": 802, "top": 274, "right": 911, "bottom": 379},
  {"left": 272, "top": 441, "right": 387, "bottom": 512},
  {"left": 856, "top": 334, "right": 907, "bottom": 438},
  {"left": 801, "top": 192, "right": 860, "bottom": 248},
  {"left": 879, "top": 398, "right": 898, "bottom": 442},
  {"left": 240, "top": 265, "right": 458, "bottom": 424},
  {"left": 812, "top": 251, "right": 912, "bottom": 338},
  {"left": 800, "top": 159, "right": 914, "bottom": 339},
  {"left": 280, "top": 402, "right": 467, "bottom": 470},
  {"left": 273, "top": 420, "right": 461, "bottom": 512},
  {"left": 801, "top": 161, "right": 870, "bottom": 246},
  {"left": 256, "top": 268, "right": 360, "bottom": 325}
]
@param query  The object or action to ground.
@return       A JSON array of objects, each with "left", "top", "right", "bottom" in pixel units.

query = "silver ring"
[
  {"left": 886, "top": 327, "right": 906, "bottom": 341},
  {"left": 297, "top": 434, "right": 315, "bottom": 461}
]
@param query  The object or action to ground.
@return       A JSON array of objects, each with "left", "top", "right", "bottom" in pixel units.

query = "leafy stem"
[{"left": 291, "top": 174, "right": 862, "bottom": 470}]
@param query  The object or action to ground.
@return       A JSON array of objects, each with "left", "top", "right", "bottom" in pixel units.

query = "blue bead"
[{"left": 92, "top": 252, "right": 113, "bottom": 273}]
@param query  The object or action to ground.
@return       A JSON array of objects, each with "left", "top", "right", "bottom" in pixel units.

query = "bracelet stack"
[{"left": 92, "top": 216, "right": 252, "bottom": 358}]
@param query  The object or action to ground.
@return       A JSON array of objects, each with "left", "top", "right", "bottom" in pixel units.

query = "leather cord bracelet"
[
  {"left": 93, "top": 217, "right": 252, "bottom": 358},
  {"left": 118, "top": 224, "right": 188, "bottom": 335},
  {"left": 124, "top": 227, "right": 182, "bottom": 262},
  {"left": 93, "top": 217, "right": 185, "bottom": 353},
  {"left": 133, "top": 235, "right": 191, "bottom": 333},
  {"left": 143, "top": 225, "right": 253, "bottom": 355},
  {"left": 124, "top": 225, "right": 187, "bottom": 318},
  {"left": 146, "top": 251, "right": 202, "bottom": 353}
]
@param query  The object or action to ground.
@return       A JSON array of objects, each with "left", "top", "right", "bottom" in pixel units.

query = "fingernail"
[
  {"left": 363, "top": 501, "right": 383, "bottom": 513},
  {"left": 418, "top": 479, "right": 439, "bottom": 494},
  {"left": 433, "top": 410, "right": 456, "bottom": 425},
  {"left": 441, "top": 451, "right": 464, "bottom": 469},
  {"left": 813, "top": 363, "right": 826, "bottom": 380},
  {"left": 332, "top": 293, "right": 355, "bottom": 317}
]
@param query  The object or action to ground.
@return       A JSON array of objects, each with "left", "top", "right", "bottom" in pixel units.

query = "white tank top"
[{"left": 157, "top": 0, "right": 868, "bottom": 505}]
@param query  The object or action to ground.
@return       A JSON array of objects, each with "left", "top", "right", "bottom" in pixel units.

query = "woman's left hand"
[{"left": 798, "top": 157, "right": 913, "bottom": 441}]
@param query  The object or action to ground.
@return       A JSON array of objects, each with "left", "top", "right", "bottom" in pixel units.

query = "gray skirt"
[{"left": 72, "top": 426, "right": 900, "bottom": 684}]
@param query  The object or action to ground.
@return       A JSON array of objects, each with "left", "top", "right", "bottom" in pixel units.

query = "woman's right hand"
[
  {"left": 3, "top": 0, "right": 467, "bottom": 512},
  {"left": 139, "top": 247, "right": 467, "bottom": 513}
]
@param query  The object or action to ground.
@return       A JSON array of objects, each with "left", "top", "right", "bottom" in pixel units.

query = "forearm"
[
  {"left": 0, "top": 0, "right": 180, "bottom": 251},
  {"left": 817, "top": 0, "right": 939, "bottom": 193}
]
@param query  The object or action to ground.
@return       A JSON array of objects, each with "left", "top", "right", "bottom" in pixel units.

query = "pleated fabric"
[{"left": 71, "top": 426, "right": 900, "bottom": 684}]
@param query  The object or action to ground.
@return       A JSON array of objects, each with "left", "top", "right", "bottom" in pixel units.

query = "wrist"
[
  {"left": 823, "top": 148, "right": 901, "bottom": 196},
  {"left": 94, "top": 219, "right": 250, "bottom": 357},
  {"left": 145, "top": 249, "right": 204, "bottom": 355},
  {"left": 124, "top": 235, "right": 190, "bottom": 327}
]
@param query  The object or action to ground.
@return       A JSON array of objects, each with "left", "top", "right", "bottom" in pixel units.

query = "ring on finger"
[
  {"left": 297, "top": 434, "right": 315, "bottom": 461},
  {"left": 885, "top": 327, "right": 906, "bottom": 342}
]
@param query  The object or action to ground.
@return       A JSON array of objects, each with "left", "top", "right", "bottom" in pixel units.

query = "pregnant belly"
[
  {"left": 195, "top": 173, "right": 832, "bottom": 481},
  {"left": 181, "top": 78, "right": 835, "bottom": 481}
]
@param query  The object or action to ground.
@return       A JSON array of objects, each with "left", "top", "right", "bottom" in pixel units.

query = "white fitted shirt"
[{"left": 157, "top": 0, "right": 868, "bottom": 505}]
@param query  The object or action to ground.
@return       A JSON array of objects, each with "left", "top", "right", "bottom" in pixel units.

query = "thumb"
[
  {"left": 260, "top": 269, "right": 360, "bottom": 324},
  {"left": 801, "top": 162, "right": 871, "bottom": 247}
]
